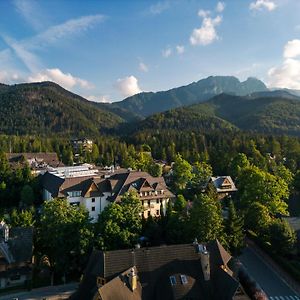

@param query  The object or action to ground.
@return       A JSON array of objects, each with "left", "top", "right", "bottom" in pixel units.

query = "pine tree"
[{"left": 226, "top": 200, "right": 245, "bottom": 255}]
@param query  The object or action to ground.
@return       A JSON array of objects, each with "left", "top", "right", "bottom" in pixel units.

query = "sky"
[{"left": 1, "top": 0, "right": 300, "bottom": 102}]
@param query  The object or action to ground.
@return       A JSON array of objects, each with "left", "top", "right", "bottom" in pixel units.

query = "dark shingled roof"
[
  {"left": 106, "top": 171, "right": 175, "bottom": 202},
  {"left": 0, "top": 227, "right": 33, "bottom": 265},
  {"left": 98, "top": 267, "right": 143, "bottom": 300},
  {"left": 72, "top": 240, "right": 240, "bottom": 300}
]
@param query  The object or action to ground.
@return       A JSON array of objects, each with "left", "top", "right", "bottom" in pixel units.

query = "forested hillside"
[
  {"left": 0, "top": 82, "right": 124, "bottom": 136},
  {"left": 125, "top": 93, "right": 300, "bottom": 136}
]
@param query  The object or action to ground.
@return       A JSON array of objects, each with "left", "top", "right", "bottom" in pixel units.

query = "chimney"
[
  {"left": 194, "top": 240, "right": 210, "bottom": 281},
  {"left": 128, "top": 268, "right": 137, "bottom": 291},
  {"left": 0, "top": 221, "right": 9, "bottom": 242},
  {"left": 4, "top": 225, "right": 9, "bottom": 242}
]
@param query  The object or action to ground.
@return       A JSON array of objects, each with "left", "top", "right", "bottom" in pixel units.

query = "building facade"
[{"left": 41, "top": 168, "right": 174, "bottom": 222}]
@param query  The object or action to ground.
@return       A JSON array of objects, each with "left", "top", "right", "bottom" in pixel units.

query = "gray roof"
[{"left": 210, "top": 176, "right": 238, "bottom": 193}]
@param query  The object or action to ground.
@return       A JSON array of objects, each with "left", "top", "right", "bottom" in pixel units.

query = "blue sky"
[{"left": 0, "top": 0, "right": 300, "bottom": 102}]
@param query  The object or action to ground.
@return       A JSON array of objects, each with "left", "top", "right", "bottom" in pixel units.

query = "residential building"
[
  {"left": 207, "top": 176, "right": 238, "bottom": 200},
  {"left": 71, "top": 239, "right": 250, "bottom": 300},
  {"left": 71, "top": 138, "right": 93, "bottom": 154},
  {"left": 6, "top": 152, "right": 64, "bottom": 175},
  {"left": 0, "top": 221, "right": 33, "bottom": 289},
  {"left": 41, "top": 169, "right": 174, "bottom": 222}
]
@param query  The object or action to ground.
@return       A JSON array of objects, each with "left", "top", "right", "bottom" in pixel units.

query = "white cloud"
[
  {"left": 162, "top": 47, "right": 172, "bottom": 58},
  {"left": 268, "top": 40, "right": 300, "bottom": 89},
  {"left": 139, "top": 62, "right": 149, "bottom": 72},
  {"left": 28, "top": 68, "right": 93, "bottom": 90},
  {"left": 86, "top": 95, "right": 111, "bottom": 103},
  {"left": 149, "top": 1, "right": 169, "bottom": 15},
  {"left": 116, "top": 75, "right": 142, "bottom": 98},
  {"left": 250, "top": 0, "right": 277, "bottom": 11},
  {"left": 0, "top": 70, "right": 24, "bottom": 84},
  {"left": 283, "top": 39, "right": 300, "bottom": 58},
  {"left": 216, "top": 2, "right": 226, "bottom": 13},
  {"left": 13, "top": 0, "right": 44, "bottom": 30},
  {"left": 176, "top": 45, "right": 185, "bottom": 54},
  {"left": 190, "top": 15, "right": 222, "bottom": 46}
]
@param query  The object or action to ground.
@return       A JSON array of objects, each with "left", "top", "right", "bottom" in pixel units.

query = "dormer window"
[
  {"left": 68, "top": 191, "right": 81, "bottom": 197},
  {"left": 180, "top": 275, "right": 188, "bottom": 285},
  {"left": 169, "top": 276, "right": 176, "bottom": 286}
]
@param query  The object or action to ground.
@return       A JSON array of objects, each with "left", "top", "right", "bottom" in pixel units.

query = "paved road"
[
  {"left": 0, "top": 282, "right": 78, "bottom": 300},
  {"left": 239, "top": 247, "right": 299, "bottom": 300}
]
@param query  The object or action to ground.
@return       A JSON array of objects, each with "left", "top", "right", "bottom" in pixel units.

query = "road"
[
  {"left": 0, "top": 282, "right": 78, "bottom": 300},
  {"left": 239, "top": 247, "right": 299, "bottom": 300}
]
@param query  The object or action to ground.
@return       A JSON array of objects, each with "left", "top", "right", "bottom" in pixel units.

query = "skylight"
[
  {"left": 180, "top": 274, "right": 188, "bottom": 285},
  {"left": 169, "top": 276, "right": 176, "bottom": 286}
]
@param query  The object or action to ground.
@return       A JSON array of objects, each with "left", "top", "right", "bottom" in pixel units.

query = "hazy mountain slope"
[{"left": 113, "top": 76, "right": 268, "bottom": 117}]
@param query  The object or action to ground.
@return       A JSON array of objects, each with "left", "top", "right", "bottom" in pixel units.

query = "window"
[
  {"left": 180, "top": 275, "right": 188, "bottom": 285},
  {"left": 97, "top": 277, "right": 106, "bottom": 287},
  {"left": 156, "top": 210, "right": 159, "bottom": 215},
  {"left": 92, "top": 206, "right": 95, "bottom": 211},
  {"left": 92, "top": 198, "right": 95, "bottom": 203},
  {"left": 148, "top": 200, "right": 151, "bottom": 206},
  {"left": 147, "top": 211, "right": 150, "bottom": 217},
  {"left": 142, "top": 201, "right": 144, "bottom": 206},
  {"left": 156, "top": 199, "right": 159, "bottom": 204},
  {"left": 169, "top": 276, "right": 176, "bottom": 286}
]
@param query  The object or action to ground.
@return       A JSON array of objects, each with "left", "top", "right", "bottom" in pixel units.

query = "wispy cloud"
[
  {"left": 162, "top": 47, "right": 172, "bottom": 58},
  {"left": 139, "top": 62, "right": 149, "bottom": 72},
  {"left": 250, "top": 0, "right": 277, "bottom": 11},
  {"left": 216, "top": 2, "right": 226, "bottom": 13},
  {"left": 26, "top": 14, "right": 106, "bottom": 49},
  {"left": 0, "top": 14, "right": 105, "bottom": 91},
  {"left": 149, "top": 1, "right": 170, "bottom": 15},
  {"left": 176, "top": 45, "right": 185, "bottom": 54},
  {"left": 13, "top": 0, "right": 45, "bottom": 30},
  {"left": 2, "top": 35, "right": 42, "bottom": 72}
]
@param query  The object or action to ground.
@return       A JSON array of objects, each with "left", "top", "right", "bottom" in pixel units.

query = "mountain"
[
  {"left": 126, "top": 93, "right": 300, "bottom": 136},
  {"left": 113, "top": 76, "right": 268, "bottom": 117},
  {"left": 0, "top": 81, "right": 125, "bottom": 136}
]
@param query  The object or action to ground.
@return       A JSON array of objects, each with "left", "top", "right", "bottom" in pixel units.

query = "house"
[
  {"left": 6, "top": 152, "right": 64, "bottom": 175},
  {"left": 71, "top": 240, "right": 250, "bottom": 300},
  {"left": 41, "top": 169, "right": 174, "bottom": 222},
  {"left": 71, "top": 138, "right": 93, "bottom": 154},
  {"left": 0, "top": 221, "right": 33, "bottom": 289},
  {"left": 207, "top": 176, "right": 238, "bottom": 200}
]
